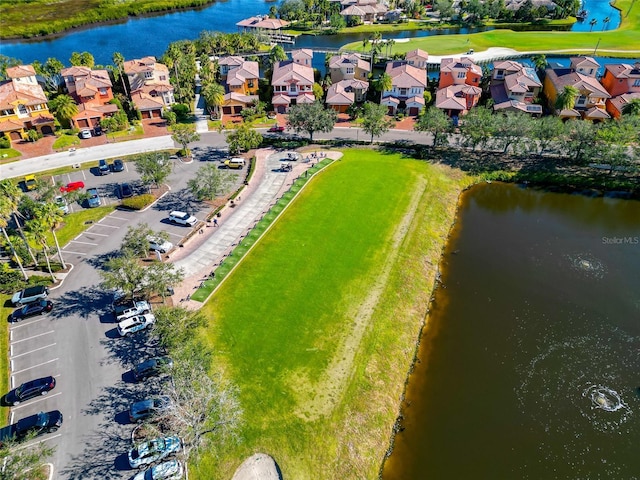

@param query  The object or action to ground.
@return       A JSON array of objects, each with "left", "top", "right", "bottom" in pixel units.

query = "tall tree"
[
  {"left": 26, "top": 218, "right": 55, "bottom": 281},
  {"left": 0, "top": 196, "right": 27, "bottom": 280},
  {"left": 134, "top": 152, "right": 173, "bottom": 189},
  {"left": 621, "top": 98, "right": 640, "bottom": 116},
  {"left": 375, "top": 72, "right": 393, "bottom": 102},
  {"left": 33, "top": 57, "right": 64, "bottom": 93},
  {"left": 493, "top": 111, "right": 532, "bottom": 153},
  {"left": 112, "top": 52, "right": 129, "bottom": 97},
  {"left": 171, "top": 124, "right": 200, "bottom": 155},
  {"left": 287, "top": 101, "right": 337, "bottom": 141},
  {"left": 459, "top": 106, "right": 497, "bottom": 151},
  {"left": 188, "top": 164, "right": 235, "bottom": 201},
  {"left": 0, "top": 179, "right": 37, "bottom": 266},
  {"left": 48, "top": 94, "right": 78, "bottom": 128},
  {"left": 225, "top": 123, "right": 262, "bottom": 154},
  {"left": 69, "top": 51, "right": 95, "bottom": 68},
  {"left": 121, "top": 223, "right": 156, "bottom": 258},
  {"left": 414, "top": 106, "right": 451, "bottom": 147},
  {"left": 602, "top": 16, "right": 610, "bottom": 30},
  {"left": 530, "top": 115, "right": 564, "bottom": 155},
  {"left": 201, "top": 82, "right": 225, "bottom": 119},
  {"left": 555, "top": 85, "right": 580, "bottom": 112},
  {"left": 589, "top": 18, "right": 597, "bottom": 32},
  {"left": 361, "top": 101, "right": 393, "bottom": 143},
  {"left": 100, "top": 251, "right": 147, "bottom": 300},
  {"left": 562, "top": 119, "right": 597, "bottom": 163},
  {"left": 34, "top": 202, "right": 66, "bottom": 269}
]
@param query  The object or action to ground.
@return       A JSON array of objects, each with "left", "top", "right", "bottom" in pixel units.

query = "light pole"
[{"left": 593, "top": 37, "right": 601, "bottom": 56}]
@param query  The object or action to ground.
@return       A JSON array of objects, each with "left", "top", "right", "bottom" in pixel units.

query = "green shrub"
[
  {"left": 121, "top": 194, "right": 154, "bottom": 210},
  {"left": 0, "top": 265, "right": 25, "bottom": 294},
  {"left": 0, "top": 136, "right": 9, "bottom": 149},
  {"left": 171, "top": 103, "right": 191, "bottom": 122}
]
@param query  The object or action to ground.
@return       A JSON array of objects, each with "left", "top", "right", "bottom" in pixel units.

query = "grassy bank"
[
  {"left": 0, "top": 0, "right": 216, "bottom": 39},
  {"left": 342, "top": 0, "right": 640, "bottom": 55},
  {"left": 0, "top": 295, "right": 10, "bottom": 422},
  {"left": 192, "top": 149, "right": 473, "bottom": 478}
]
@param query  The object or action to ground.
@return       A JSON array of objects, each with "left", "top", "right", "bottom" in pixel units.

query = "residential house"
[
  {"left": 60, "top": 66, "right": 118, "bottom": 129},
  {"left": 380, "top": 61, "right": 427, "bottom": 116},
  {"left": 406, "top": 49, "right": 429, "bottom": 70},
  {"left": 236, "top": 15, "right": 290, "bottom": 43},
  {"left": 326, "top": 79, "right": 369, "bottom": 112},
  {"left": 601, "top": 62, "right": 640, "bottom": 118},
  {"left": 0, "top": 65, "right": 54, "bottom": 142},
  {"left": 340, "top": 0, "right": 388, "bottom": 23},
  {"left": 218, "top": 56, "right": 245, "bottom": 79},
  {"left": 543, "top": 58, "right": 610, "bottom": 120},
  {"left": 490, "top": 60, "right": 542, "bottom": 116},
  {"left": 271, "top": 50, "right": 315, "bottom": 113},
  {"left": 219, "top": 57, "right": 260, "bottom": 116},
  {"left": 435, "top": 57, "right": 482, "bottom": 117},
  {"left": 328, "top": 53, "right": 370, "bottom": 83},
  {"left": 569, "top": 56, "right": 600, "bottom": 78},
  {"left": 129, "top": 92, "right": 165, "bottom": 119},
  {"left": 123, "top": 56, "right": 174, "bottom": 117},
  {"left": 291, "top": 49, "right": 314, "bottom": 68}
]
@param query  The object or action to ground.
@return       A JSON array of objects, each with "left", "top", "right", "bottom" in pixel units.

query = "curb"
[
  {"left": 49, "top": 262, "right": 74, "bottom": 291},
  {"left": 139, "top": 184, "right": 171, "bottom": 213}
]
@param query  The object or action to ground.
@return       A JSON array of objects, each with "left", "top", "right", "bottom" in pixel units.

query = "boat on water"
[{"left": 576, "top": 8, "right": 588, "bottom": 20}]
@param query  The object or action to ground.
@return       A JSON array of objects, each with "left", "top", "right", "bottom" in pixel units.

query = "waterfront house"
[
  {"left": 438, "top": 57, "right": 482, "bottom": 89},
  {"left": 0, "top": 65, "right": 54, "bottom": 142},
  {"left": 405, "top": 49, "right": 429, "bottom": 70},
  {"left": 601, "top": 62, "right": 640, "bottom": 118},
  {"left": 291, "top": 49, "right": 314, "bottom": 68},
  {"left": 129, "top": 91, "right": 165, "bottom": 119},
  {"left": 328, "top": 53, "right": 370, "bottom": 83},
  {"left": 339, "top": 0, "right": 388, "bottom": 23},
  {"left": 569, "top": 56, "right": 600, "bottom": 78},
  {"left": 124, "top": 56, "right": 174, "bottom": 117},
  {"left": 435, "top": 57, "right": 482, "bottom": 117},
  {"left": 380, "top": 61, "right": 427, "bottom": 116},
  {"left": 490, "top": 60, "right": 542, "bottom": 116},
  {"left": 236, "top": 15, "right": 291, "bottom": 44},
  {"left": 271, "top": 51, "right": 315, "bottom": 113},
  {"left": 326, "top": 79, "right": 369, "bottom": 112},
  {"left": 60, "top": 66, "right": 118, "bottom": 129},
  {"left": 219, "top": 57, "right": 260, "bottom": 116}
]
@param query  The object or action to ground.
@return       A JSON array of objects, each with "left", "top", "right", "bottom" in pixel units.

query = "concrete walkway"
[{"left": 193, "top": 77, "right": 210, "bottom": 134}]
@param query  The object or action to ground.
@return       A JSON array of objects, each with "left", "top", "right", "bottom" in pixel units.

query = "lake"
[{"left": 382, "top": 183, "right": 640, "bottom": 479}]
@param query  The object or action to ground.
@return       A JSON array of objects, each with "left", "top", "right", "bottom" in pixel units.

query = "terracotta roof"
[
  {"left": 0, "top": 118, "right": 25, "bottom": 132},
  {"left": 604, "top": 63, "right": 640, "bottom": 79},
  {"left": 292, "top": 49, "right": 313, "bottom": 61},
  {"left": 583, "top": 106, "right": 610, "bottom": 119},
  {"left": 406, "top": 49, "right": 429, "bottom": 63},
  {"left": 557, "top": 108, "right": 581, "bottom": 117},
  {"left": 435, "top": 84, "right": 480, "bottom": 111},
  {"left": 61, "top": 66, "right": 92, "bottom": 77},
  {"left": 329, "top": 53, "right": 370, "bottom": 72},
  {"left": 326, "top": 81, "right": 355, "bottom": 105},
  {"left": 219, "top": 56, "right": 245, "bottom": 68},
  {"left": 570, "top": 56, "right": 600, "bottom": 69},
  {"left": 608, "top": 92, "right": 640, "bottom": 113},
  {"left": 385, "top": 62, "right": 427, "bottom": 88},
  {"left": 272, "top": 60, "right": 314, "bottom": 87},
  {"left": 223, "top": 92, "right": 258, "bottom": 105},
  {"left": 124, "top": 56, "right": 164, "bottom": 75},
  {"left": 130, "top": 91, "right": 164, "bottom": 110},
  {"left": 30, "top": 114, "right": 55, "bottom": 125},
  {"left": 75, "top": 103, "right": 118, "bottom": 116},
  {"left": 381, "top": 96, "right": 400, "bottom": 105},
  {"left": 236, "top": 16, "right": 289, "bottom": 29},
  {"left": 504, "top": 69, "right": 541, "bottom": 93},
  {"left": 6, "top": 65, "right": 36, "bottom": 79},
  {"left": 272, "top": 94, "right": 292, "bottom": 105},
  {"left": 226, "top": 61, "right": 259, "bottom": 86},
  {"left": 296, "top": 92, "right": 316, "bottom": 104},
  {"left": 545, "top": 69, "right": 610, "bottom": 98},
  {"left": 405, "top": 95, "right": 425, "bottom": 106},
  {"left": 440, "top": 57, "right": 482, "bottom": 75},
  {"left": 0, "top": 80, "right": 48, "bottom": 109}
]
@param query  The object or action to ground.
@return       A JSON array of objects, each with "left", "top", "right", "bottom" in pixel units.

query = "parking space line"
[
  {"left": 166, "top": 232, "right": 184, "bottom": 238},
  {"left": 11, "top": 343, "right": 57, "bottom": 359},
  {"left": 10, "top": 316, "right": 51, "bottom": 329},
  {"left": 11, "top": 330, "right": 54, "bottom": 344},
  {"left": 15, "top": 434, "right": 62, "bottom": 451},
  {"left": 11, "top": 392, "right": 62, "bottom": 410},
  {"left": 95, "top": 223, "right": 119, "bottom": 228},
  {"left": 68, "top": 240, "right": 98, "bottom": 246},
  {"left": 109, "top": 215, "right": 129, "bottom": 221},
  {"left": 83, "top": 230, "right": 108, "bottom": 236},
  {"left": 13, "top": 358, "right": 58, "bottom": 374},
  {"left": 60, "top": 250, "right": 88, "bottom": 255}
]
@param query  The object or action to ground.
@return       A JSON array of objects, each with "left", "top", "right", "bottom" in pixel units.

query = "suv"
[
  {"left": 115, "top": 300, "right": 151, "bottom": 322},
  {"left": 149, "top": 237, "right": 173, "bottom": 254},
  {"left": 11, "top": 285, "right": 49, "bottom": 306},
  {"left": 0, "top": 410, "right": 63, "bottom": 444},
  {"left": 117, "top": 314, "right": 155, "bottom": 337},
  {"left": 6, "top": 376, "right": 56, "bottom": 406},
  {"left": 129, "top": 396, "right": 170, "bottom": 423},
  {"left": 133, "top": 356, "right": 173, "bottom": 382},
  {"left": 98, "top": 159, "right": 110, "bottom": 175},
  {"left": 87, "top": 188, "right": 101, "bottom": 208},
  {"left": 24, "top": 174, "right": 37, "bottom": 191},
  {"left": 10, "top": 299, "right": 53, "bottom": 322},
  {"left": 224, "top": 158, "right": 245, "bottom": 169},
  {"left": 168, "top": 211, "right": 197, "bottom": 227}
]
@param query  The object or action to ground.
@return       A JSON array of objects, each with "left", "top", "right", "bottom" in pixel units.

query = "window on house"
[
  {"left": 33, "top": 104, "right": 43, "bottom": 111},
  {"left": 589, "top": 69, "right": 594, "bottom": 74},
  {"left": 346, "top": 67, "right": 354, "bottom": 74},
  {"left": 18, "top": 104, "right": 28, "bottom": 115},
  {"left": 399, "top": 88, "right": 407, "bottom": 96},
  {"left": 496, "top": 70, "right": 504, "bottom": 78},
  {"left": 159, "top": 75, "right": 166, "bottom": 81},
  {"left": 1, "top": 109, "right": 14, "bottom": 116},
  {"left": 457, "top": 72, "right": 466, "bottom": 79},
  {"left": 290, "top": 84, "right": 297, "bottom": 93},
  {"left": 99, "top": 88, "right": 107, "bottom": 95},
  {"left": 248, "top": 80, "right": 254, "bottom": 88},
  {"left": 144, "top": 71, "right": 153, "bottom": 79},
  {"left": 575, "top": 96, "right": 587, "bottom": 106},
  {"left": 633, "top": 79, "right": 640, "bottom": 87}
]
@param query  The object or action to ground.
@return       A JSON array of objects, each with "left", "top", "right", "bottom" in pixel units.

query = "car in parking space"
[
  {"left": 128, "top": 435, "right": 181, "bottom": 469},
  {"left": 112, "top": 158, "right": 125, "bottom": 172},
  {"left": 168, "top": 211, "right": 197, "bottom": 227},
  {"left": 129, "top": 396, "right": 171, "bottom": 423},
  {"left": 24, "top": 174, "right": 37, "bottom": 191},
  {"left": 55, "top": 195, "right": 69, "bottom": 214},
  {"left": 148, "top": 237, "right": 173, "bottom": 254},
  {"left": 11, "top": 285, "right": 49, "bottom": 306},
  {"left": 268, "top": 124, "right": 285, "bottom": 133},
  {"left": 9, "top": 299, "right": 53, "bottom": 322},
  {"left": 114, "top": 300, "right": 151, "bottom": 322},
  {"left": 98, "top": 159, "right": 110, "bottom": 175},
  {"left": 87, "top": 188, "right": 101, "bottom": 208},
  {"left": 120, "top": 182, "right": 134, "bottom": 198},
  {"left": 5, "top": 376, "right": 56, "bottom": 406},
  {"left": 93, "top": 125, "right": 103, "bottom": 136},
  {"left": 224, "top": 158, "right": 245, "bottom": 169},
  {"left": 0, "top": 410, "right": 63, "bottom": 444},
  {"left": 117, "top": 314, "right": 155, "bottom": 337},
  {"left": 133, "top": 356, "right": 173, "bottom": 382},
  {"left": 60, "top": 181, "right": 84, "bottom": 193},
  {"left": 132, "top": 459, "right": 183, "bottom": 480},
  {"left": 80, "top": 129, "right": 92, "bottom": 139}
]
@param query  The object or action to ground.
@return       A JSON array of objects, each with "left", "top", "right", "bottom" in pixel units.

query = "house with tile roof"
[
  {"left": 380, "top": 61, "right": 427, "bottom": 116},
  {"left": 340, "top": 0, "right": 388, "bottom": 23},
  {"left": 123, "top": 56, "right": 174, "bottom": 117},
  {"left": 435, "top": 57, "right": 482, "bottom": 117},
  {"left": 569, "top": 56, "right": 600, "bottom": 78},
  {"left": 326, "top": 79, "right": 369, "bottom": 112},
  {"left": 218, "top": 57, "right": 260, "bottom": 116},
  {"left": 490, "top": 60, "right": 542, "bottom": 116},
  {"left": 60, "top": 66, "right": 118, "bottom": 129},
  {"left": 0, "top": 65, "right": 54, "bottom": 142},
  {"left": 328, "top": 53, "right": 370, "bottom": 83},
  {"left": 439, "top": 57, "right": 482, "bottom": 89},
  {"left": 271, "top": 50, "right": 315, "bottom": 113},
  {"left": 600, "top": 62, "right": 640, "bottom": 118},
  {"left": 405, "top": 49, "right": 429, "bottom": 70}
]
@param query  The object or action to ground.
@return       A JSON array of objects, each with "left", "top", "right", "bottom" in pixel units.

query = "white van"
[{"left": 224, "top": 158, "right": 245, "bottom": 169}]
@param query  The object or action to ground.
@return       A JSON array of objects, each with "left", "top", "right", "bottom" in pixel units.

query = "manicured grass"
[
  {"left": 107, "top": 124, "right": 144, "bottom": 141},
  {"left": 0, "top": 295, "right": 10, "bottom": 422},
  {"left": 52, "top": 134, "right": 80, "bottom": 151},
  {"left": 49, "top": 206, "right": 115, "bottom": 247},
  {"left": 342, "top": 0, "right": 640, "bottom": 55},
  {"left": 0, "top": 147, "right": 22, "bottom": 161},
  {"left": 191, "top": 150, "right": 473, "bottom": 478}
]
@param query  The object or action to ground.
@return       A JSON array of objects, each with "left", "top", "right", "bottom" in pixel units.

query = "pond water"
[
  {"left": 572, "top": 0, "right": 621, "bottom": 32},
  {"left": 382, "top": 183, "right": 640, "bottom": 479}
]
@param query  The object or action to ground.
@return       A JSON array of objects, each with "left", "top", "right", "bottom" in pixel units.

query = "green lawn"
[
  {"left": 0, "top": 147, "right": 22, "bottom": 161},
  {"left": 48, "top": 206, "right": 115, "bottom": 247},
  {"left": 342, "top": 0, "right": 640, "bottom": 55},
  {"left": 0, "top": 295, "right": 10, "bottom": 423},
  {"left": 52, "top": 134, "right": 80, "bottom": 150},
  {"left": 192, "top": 150, "right": 473, "bottom": 479}
]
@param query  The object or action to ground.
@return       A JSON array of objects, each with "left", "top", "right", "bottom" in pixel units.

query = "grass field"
[
  {"left": 0, "top": 295, "right": 10, "bottom": 422},
  {"left": 49, "top": 206, "right": 115, "bottom": 247},
  {"left": 343, "top": 0, "right": 640, "bottom": 55},
  {"left": 191, "top": 150, "right": 473, "bottom": 479}
]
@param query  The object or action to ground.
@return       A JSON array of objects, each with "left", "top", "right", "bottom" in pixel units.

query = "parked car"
[
  {"left": 11, "top": 285, "right": 49, "bottom": 306},
  {"left": 133, "top": 356, "right": 173, "bottom": 382},
  {"left": 224, "top": 158, "right": 245, "bottom": 169},
  {"left": 117, "top": 314, "right": 155, "bottom": 337},
  {"left": 114, "top": 300, "right": 151, "bottom": 322},
  {"left": 87, "top": 188, "right": 101, "bottom": 208},
  {"left": 98, "top": 159, "right": 110, "bottom": 175},
  {"left": 129, "top": 396, "right": 170, "bottom": 423},
  {"left": 5, "top": 376, "right": 56, "bottom": 406},
  {"left": 168, "top": 211, "right": 197, "bottom": 227},
  {"left": 132, "top": 459, "right": 183, "bottom": 480},
  {"left": 128, "top": 435, "right": 181, "bottom": 469},
  {"left": 79, "top": 129, "right": 92, "bottom": 139},
  {"left": 9, "top": 299, "right": 53, "bottom": 322},
  {"left": 120, "top": 183, "right": 134, "bottom": 198},
  {"left": 268, "top": 124, "right": 285, "bottom": 133},
  {"left": 148, "top": 237, "right": 173, "bottom": 254},
  {"left": 24, "top": 174, "right": 37, "bottom": 191},
  {"left": 55, "top": 195, "right": 69, "bottom": 214},
  {"left": 112, "top": 158, "right": 125, "bottom": 172},
  {"left": 93, "top": 125, "right": 103, "bottom": 136},
  {"left": 0, "top": 410, "right": 63, "bottom": 444},
  {"left": 280, "top": 162, "right": 292, "bottom": 172},
  {"left": 60, "top": 181, "right": 84, "bottom": 193}
]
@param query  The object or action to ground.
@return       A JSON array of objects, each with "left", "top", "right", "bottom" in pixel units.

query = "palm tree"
[
  {"left": 49, "top": 94, "right": 78, "bottom": 128},
  {"left": 621, "top": 98, "right": 640, "bottom": 116},
  {"left": 589, "top": 18, "right": 597, "bottom": 31},
  {"left": 35, "top": 202, "right": 66, "bottom": 269},
  {"left": 0, "top": 197, "right": 27, "bottom": 280},
  {"left": 386, "top": 38, "right": 396, "bottom": 58},
  {"left": 202, "top": 82, "right": 225, "bottom": 119},
  {"left": 0, "top": 179, "right": 38, "bottom": 266},
  {"left": 112, "top": 52, "right": 129, "bottom": 97},
  {"left": 531, "top": 54, "right": 547, "bottom": 73},
  {"left": 376, "top": 72, "right": 393, "bottom": 102},
  {"left": 27, "top": 218, "right": 55, "bottom": 282},
  {"left": 555, "top": 85, "right": 580, "bottom": 112},
  {"left": 602, "top": 16, "right": 610, "bottom": 30}
]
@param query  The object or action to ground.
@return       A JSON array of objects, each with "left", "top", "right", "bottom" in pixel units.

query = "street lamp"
[{"left": 593, "top": 37, "right": 602, "bottom": 55}]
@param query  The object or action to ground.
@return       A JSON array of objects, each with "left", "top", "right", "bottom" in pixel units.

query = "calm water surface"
[{"left": 383, "top": 183, "right": 640, "bottom": 479}]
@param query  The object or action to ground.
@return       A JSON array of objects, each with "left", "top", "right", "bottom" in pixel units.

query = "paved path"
[{"left": 193, "top": 77, "right": 210, "bottom": 134}]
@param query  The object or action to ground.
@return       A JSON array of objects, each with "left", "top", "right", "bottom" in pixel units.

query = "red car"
[
  {"left": 268, "top": 125, "right": 285, "bottom": 133},
  {"left": 60, "top": 181, "right": 85, "bottom": 193}
]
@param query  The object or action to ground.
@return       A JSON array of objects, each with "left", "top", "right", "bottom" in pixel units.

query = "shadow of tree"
[
  {"left": 49, "top": 286, "right": 112, "bottom": 320},
  {"left": 152, "top": 188, "right": 202, "bottom": 214}
]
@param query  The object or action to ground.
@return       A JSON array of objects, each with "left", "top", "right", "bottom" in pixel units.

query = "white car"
[
  {"left": 148, "top": 237, "right": 174, "bottom": 254},
  {"left": 54, "top": 195, "right": 69, "bottom": 214},
  {"left": 168, "top": 211, "right": 197, "bottom": 227},
  {"left": 117, "top": 314, "right": 155, "bottom": 337},
  {"left": 79, "top": 129, "right": 91, "bottom": 139},
  {"left": 132, "top": 460, "right": 183, "bottom": 480},
  {"left": 115, "top": 300, "right": 151, "bottom": 322}
]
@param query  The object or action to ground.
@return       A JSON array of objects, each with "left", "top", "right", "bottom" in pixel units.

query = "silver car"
[{"left": 128, "top": 435, "right": 181, "bottom": 469}]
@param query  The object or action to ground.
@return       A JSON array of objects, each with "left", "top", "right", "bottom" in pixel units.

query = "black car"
[
  {"left": 133, "top": 356, "right": 173, "bottom": 381},
  {"left": 10, "top": 299, "right": 53, "bottom": 322},
  {"left": 120, "top": 182, "right": 134, "bottom": 198},
  {"left": 111, "top": 159, "right": 125, "bottom": 172},
  {"left": 14, "top": 410, "right": 63, "bottom": 439},
  {"left": 98, "top": 159, "right": 110, "bottom": 175},
  {"left": 93, "top": 125, "right": 103, "bottom": 136},
  {"left": 5, "top": 376, "right": 56, "bottom": 406}
]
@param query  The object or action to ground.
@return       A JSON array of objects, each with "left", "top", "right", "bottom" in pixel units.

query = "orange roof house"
[
  {"left": 124, "top": 57, "right": 175, "bottom": 111},
  {"left": 271, "top": 50, "right": 315, "bottom": 114},
  {"left": 380, "top": 60, "right": 427, "bottom": 116},
  {"left": 601, "top": 62, "right": 640, "bottom": 118},
  {"left": 61, "top": 66, "right": 117, "bottom": 129}
]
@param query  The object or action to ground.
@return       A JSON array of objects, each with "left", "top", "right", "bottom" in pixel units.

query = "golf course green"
[{"left": 192, "top": 149, "right": 474, "bottom": 479}]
